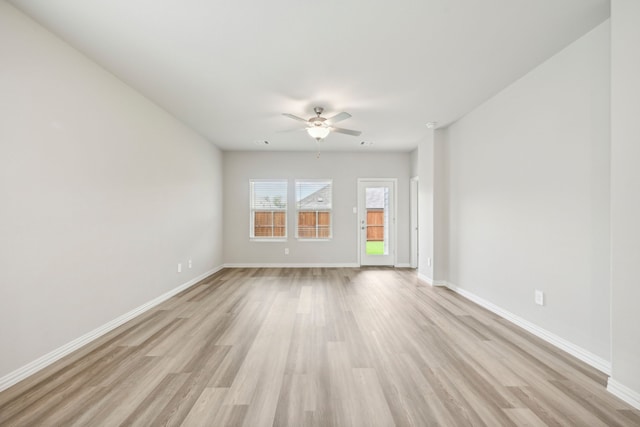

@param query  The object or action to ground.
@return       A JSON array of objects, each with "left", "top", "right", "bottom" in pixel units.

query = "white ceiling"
[{"left": 9, "top": 0, "right": 609, "bottom": 152}]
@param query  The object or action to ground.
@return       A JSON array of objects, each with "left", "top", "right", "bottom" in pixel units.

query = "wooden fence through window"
[
  {"left": 254, "top": 211, "right": 286, "bottom": 237},
  {"left": 298, "top": 211, "right": 330, "bottom": 238}
]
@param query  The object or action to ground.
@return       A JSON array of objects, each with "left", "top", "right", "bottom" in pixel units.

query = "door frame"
[
  {"left": 410, "top": 176, "right": 419, "bottom": 269},
  {"left": 357, "top": 178, "right": 398, "bottom": 267}
]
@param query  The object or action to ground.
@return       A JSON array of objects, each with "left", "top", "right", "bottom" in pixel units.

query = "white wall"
[
  {"left": 609, "top": 0, "right": 640, "bottom": 406},
  {"left": 415, "top": 129, "right": 448, "bottom": 284},
  {"left": 0, "top": 3, "right": 224, "bottom": 380},
  {"left": 410, "top": 148, "right": 418, "bottom": 177},
  {"left": 445, "top": 21, "right": 611, "bottom": 362},
  {"left": 433, "top": 131, "right": 448, "bottom": 282},
  {"left": 223, "top": 151, "right": 411, "bottom": 266},
  {"left": 416, "top": 132, "right": 434, "bottom": 281}
]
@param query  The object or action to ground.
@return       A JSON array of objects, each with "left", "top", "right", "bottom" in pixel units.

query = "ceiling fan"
[{"left": 282, "top": 107, "right": 362, "bottom": 141}]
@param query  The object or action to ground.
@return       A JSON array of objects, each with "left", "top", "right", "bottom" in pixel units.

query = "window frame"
[
  {"left": 295, "top": 179, "right": 333, "bottom": 241},
  {"left": 249, "top": 179, "right": 288, "bottom": 241}
]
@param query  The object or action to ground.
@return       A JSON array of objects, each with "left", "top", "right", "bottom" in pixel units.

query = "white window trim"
[{"left": 249, "top": 179, "right": 288, "bottom": 241}]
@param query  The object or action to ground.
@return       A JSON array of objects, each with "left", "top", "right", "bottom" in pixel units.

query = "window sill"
[
  {"left": 297, "top": 238, "right": 332, "bottom": 242},
  {"left": 250, "top": 238, "right": 288, "bottom": 243}
]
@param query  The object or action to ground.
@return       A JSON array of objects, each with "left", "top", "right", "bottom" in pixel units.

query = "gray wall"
[
  {"left": 223, "top": 151, "right": 411, "bottom": 266},
  {"left": 0, "top": 3, "right": 224, "bottom": 379},
  {"left": 444, "top": 21, "right": 611, "bottom": 361},
  {"left": 610, "top": 0, "right": 640, "bottom": 403}
]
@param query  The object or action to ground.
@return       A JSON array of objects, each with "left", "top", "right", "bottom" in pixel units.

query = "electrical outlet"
[
  {"left": 188, "top": 259, "right": 192, "bottom": 268},
  {"left": 284, "top": 248, "right": 289, "bottom": 255},
  {"left": 535, "top": 290, "right": 544, "bottom": 306},
  {"left": 427, "top": 257, "right": 432, "bottom": 267},
  {"left": 177, "top": 263, "right": 182, "bottom": 273}
]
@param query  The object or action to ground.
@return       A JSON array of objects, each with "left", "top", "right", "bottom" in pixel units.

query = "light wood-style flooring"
[{"left": 1, "top": 267, "right": 639, "bottom": 426}]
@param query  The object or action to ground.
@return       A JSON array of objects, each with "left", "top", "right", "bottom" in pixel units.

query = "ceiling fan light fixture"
[
  {"left": 307, "top": 126, "right": 330, "bottom": 141},
  {"left": 284, "top": 107, "right": 360, "bottom": 141}
]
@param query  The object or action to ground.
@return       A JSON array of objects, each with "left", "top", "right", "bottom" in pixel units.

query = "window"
[
  {"left": 296, "top": 179, "right": 332, "bottom": 239},
  {"left": 250, "top": 179, "right": 287, "bottom": 240}
]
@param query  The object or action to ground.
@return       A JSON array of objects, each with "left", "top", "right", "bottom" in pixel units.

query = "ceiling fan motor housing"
[
  {"left": 310, "top": 107, "right": 327, "bottom": 126},
  {"left": 309, "top": 116, "right": 326, "bottom": 126}
]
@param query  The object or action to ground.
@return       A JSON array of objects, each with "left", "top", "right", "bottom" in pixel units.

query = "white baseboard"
[
  {"left": 223, "top": 263, "right": 360, "bottom": 268},
  {"left": 224, "top": 263, "right": 414, "bottom": 269},
  {"left": 444, "top": 281, "right": 612, "bottom": 375},
  {"left": 607, "top": 378, "right": 640, "bottom": 410},
  {"left": 417, "top": 272, "right": 433, "bottom": 285},
  {"left": 0, "top": 266, "right": 223, "bottom": 393}
]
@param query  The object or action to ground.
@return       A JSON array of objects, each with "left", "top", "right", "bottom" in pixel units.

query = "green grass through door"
[{"left": 366, "top": 241, "right": 385, "bottom": 255}]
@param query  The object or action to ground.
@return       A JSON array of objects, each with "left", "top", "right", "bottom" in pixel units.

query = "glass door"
[{"left": 358, "top": 179, "right": 395, "bottom": 266}]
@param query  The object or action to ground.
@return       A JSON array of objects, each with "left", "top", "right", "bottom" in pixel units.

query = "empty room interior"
[{"left": 1, "top": 0, "right": 640, "bottom": 425}]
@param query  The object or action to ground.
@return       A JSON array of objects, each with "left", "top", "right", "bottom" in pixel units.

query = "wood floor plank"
[
  {"left": 351, "top": 368, "right": 396, "bottom": 426},
  {"left": 508, "top": 385, "right": 575, "bottom": 426},
  {"left": 181, "top": 387, "right": 229, "bottom": 427},
  {"left": 503, "top": 407, "right": 547, "bottom": 426},
  {"left": 1, "top": 267, "right": 639, "bottom": 426}
]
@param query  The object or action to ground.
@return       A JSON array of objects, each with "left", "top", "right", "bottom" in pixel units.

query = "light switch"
[{"left": 535, "top": 290, "right": 544, "bottom": 306}]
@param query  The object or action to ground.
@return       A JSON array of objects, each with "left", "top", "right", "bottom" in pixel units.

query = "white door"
[
  {"left": 410, "top": 177, "right": 419, "bottom": 268},
  {"left": 358, "top": 179, "right": 396, "bottom": 266}
]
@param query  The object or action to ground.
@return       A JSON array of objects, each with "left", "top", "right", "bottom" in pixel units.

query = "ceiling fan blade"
[
  {"left": 325, "top": 112, "right": 351, "bottom": 125},
  {"left": 331, "top": 127, "right": 362, "bottom": 136},
  {"left": 282, "top": 113, "right": 309, "bottom": 123}
]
